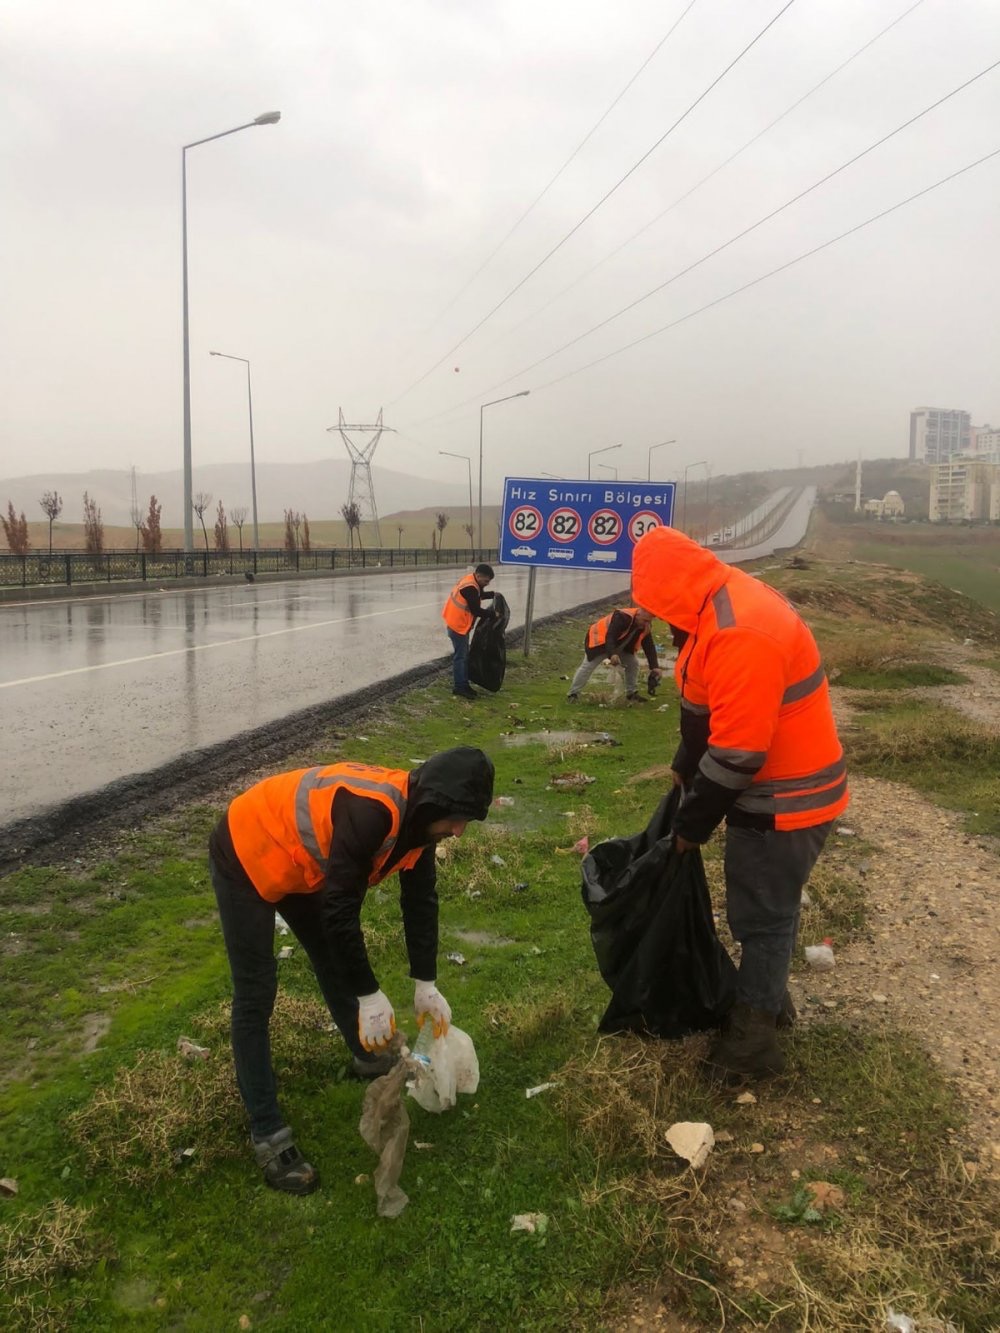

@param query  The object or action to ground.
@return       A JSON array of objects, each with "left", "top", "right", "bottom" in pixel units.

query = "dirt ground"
[{"left": 817, "top": 650, "right": 1000, "bottom": 1180}]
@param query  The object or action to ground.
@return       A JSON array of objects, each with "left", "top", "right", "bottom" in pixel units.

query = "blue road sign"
[{"left": 498, "top": 477, "right": 676, "bottom": 572}]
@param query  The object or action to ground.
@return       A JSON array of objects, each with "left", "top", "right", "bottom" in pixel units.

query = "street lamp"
[
  {"left": 182, "top": 111, "right": 280, "bottom": 552},
  {"left": 588, "top": 442, "right": 622, "bottom": 480},
  {"left": 439, "top": 450, "right": 474, "bottom": 550},
  {"left": 210, "top": 351, "right": 260, "bottom": 549},
  {"left": 682, "top": 460, "right": 708, "bottom": 535},
  {"left": 479, "top": 391, "right": 530, "bottom": 548},
  {"left": 598, "top": 464, "right": 618, "bottom": 479},
  {"left": 648, "top": 438, "right": 676, "bottom": 481}
]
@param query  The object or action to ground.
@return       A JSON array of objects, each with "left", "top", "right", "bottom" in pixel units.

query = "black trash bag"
[
  {"left": 581, "top": 788, "right": 737, "bottom": 1038},
  {"left": 468, "top": 592, "right": 510, "bottom": 693}
]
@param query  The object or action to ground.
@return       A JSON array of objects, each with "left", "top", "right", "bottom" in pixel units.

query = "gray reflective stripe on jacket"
[
  {"left": 711, "top": 585, "right": 736, "bottom": 628},
  {"left": 295, "top": 768, "right": 406, "bottom": 867},
  {"left": 732, "top": 757, "right": 847, "bottom": 815},
  {"left": 782, "top": 662, "right": 826, "bottom": 705},
  {"left": 699, "top": 747, "right": 767, "bottom": 790}
]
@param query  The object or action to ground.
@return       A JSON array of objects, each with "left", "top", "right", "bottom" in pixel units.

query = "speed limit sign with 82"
[
  {"left": 508, "top": 505, "right": 542, "bottom": 540},
  {"left": 547, "top": 507, "right": 581, "bottom": 542}
]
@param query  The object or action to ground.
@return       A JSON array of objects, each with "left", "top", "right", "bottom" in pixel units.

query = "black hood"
[{"left": 407, "top": 747, "right": 495, "bottom": 823}]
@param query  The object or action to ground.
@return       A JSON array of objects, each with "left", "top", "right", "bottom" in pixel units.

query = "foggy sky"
[{"left": 2, "top": 0, "right": 999, "bottom": 504}]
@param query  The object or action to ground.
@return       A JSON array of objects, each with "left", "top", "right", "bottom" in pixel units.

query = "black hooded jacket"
[{"left": 210, "top": 747, "right": 495, "bottom": 994}]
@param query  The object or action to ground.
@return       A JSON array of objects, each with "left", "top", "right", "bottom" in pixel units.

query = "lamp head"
[{"left": 254, "top": 111, "right": 281, "bottom": 125}]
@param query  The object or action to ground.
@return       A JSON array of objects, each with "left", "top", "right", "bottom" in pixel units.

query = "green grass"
[
  {"left": 2, "top": 595, "right": 997, "bottom": 1330},
  {"left": 834, "top": 663, "right": 967, "bottom": 690},
  {"left": 848, "top": 539, "right": 1000, "bottom": 615},
  {"left": 843, "top": 693, "right": 1000, "bottom": 838}
]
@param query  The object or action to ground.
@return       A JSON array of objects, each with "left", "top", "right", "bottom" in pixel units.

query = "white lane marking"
[
  {"left": 0, "top": 599, "right": 442, "bottom": 690},
  {"left": 0, "top": 570, "right": 464, "bottom": 612}
]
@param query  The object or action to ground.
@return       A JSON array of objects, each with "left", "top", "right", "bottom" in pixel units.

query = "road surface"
[{"left": 1, "top": 565, "right": 628, "bottom": 828}]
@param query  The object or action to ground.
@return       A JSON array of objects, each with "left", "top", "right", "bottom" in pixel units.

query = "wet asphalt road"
[{"left": 1, "top": 565, "right": 627, "bottom": 828}]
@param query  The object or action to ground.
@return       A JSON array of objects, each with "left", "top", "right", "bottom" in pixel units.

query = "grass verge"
[{"left": 1, "top": 579, "right": 997, "bottom": 1330}]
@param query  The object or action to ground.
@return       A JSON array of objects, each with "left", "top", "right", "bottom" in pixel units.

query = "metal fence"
[{"left": 0, "top": 547, "right": 499, "bottom": 591}]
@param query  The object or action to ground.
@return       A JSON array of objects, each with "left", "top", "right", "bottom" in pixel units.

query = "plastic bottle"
[{"left": 411, "top": 1022, "right": 435, "bottom": 1069}]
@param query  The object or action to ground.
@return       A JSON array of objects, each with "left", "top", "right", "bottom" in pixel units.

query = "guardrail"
[{"left": 0, "top": 547, "right": 499, "bottom": 591}]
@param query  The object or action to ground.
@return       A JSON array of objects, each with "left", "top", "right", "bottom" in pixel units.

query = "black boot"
[
  {"left": 252, "top": 1126, "right": 319, "bottom": 1195},
  {"left": 705, "top": 1004, "right": 785, "bottom": 1084},
  {"left": 776, "top": 989, "right": 797, "bottom": 1031}
]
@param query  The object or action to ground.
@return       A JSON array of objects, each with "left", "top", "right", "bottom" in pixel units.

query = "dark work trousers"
[
  {"left": 723, "top": 821, "right": 832, "bottom": 1015},
  {"left": 447, "top": 626, "right": 470, "bottom": 691},
  {"left": 210, "top": 853, "right": 366, "bottom": 1139}
]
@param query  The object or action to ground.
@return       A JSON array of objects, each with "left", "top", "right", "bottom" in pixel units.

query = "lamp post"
[
  {"left": 647, "top": 438, "right": 676, "bottom": 481},
  {"left": 182, "top": 111, "right": 280, "bottom": 552},
  {"left": 588, "top": 442, "right": 622, "bottom": 480},
  {"left": 478, "top": 390, "right": 530, "bottom": 548},
  {"left": 439, "top": 450, "right": 474, "bottom": 551},
  {"left": 682, "top": 459, "right": 708, "bottom": 535},
  {"left": 210, "top": 351, "right": 260, "bottom": 549},
  {"left": 598, "top": 464, "right": 618, "bottom": 479}
]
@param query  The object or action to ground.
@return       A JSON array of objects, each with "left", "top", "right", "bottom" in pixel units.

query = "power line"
[
  {"left": 397, "top": 135, "right": 1000, "bottom": 438},
  {"left": 500, "top": 0, "right": 929, "bottom": 341},
  {"left": 400, "top": 0, "right": 701, "bottom": 344},
  {"left": 530, "top": 145, "right": 1000, "bottom": 395},
  {"left": 466, "top": 56, "right": 1000, "bottom": 391},
  {"left": 390, "top": 0, "right": 799, "bottom": 405}
]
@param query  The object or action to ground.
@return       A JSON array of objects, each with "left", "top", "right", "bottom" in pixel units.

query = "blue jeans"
[
  {"left": 723, "top": 821, "right": 832, "bottom": 1015},
  {"left": 447, "top": 626, "right": 470, "bottom": 691},
  {"left": 210, "top": 853, "right": 366, "bottom": 1137}
]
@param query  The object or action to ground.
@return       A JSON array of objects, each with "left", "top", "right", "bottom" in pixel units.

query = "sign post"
[{"left": 498, "top": 476, "right": 675, "bottom": 654}]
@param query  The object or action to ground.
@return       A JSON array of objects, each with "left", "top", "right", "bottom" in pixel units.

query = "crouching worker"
[
  {"left": 208, "top": 746, "right": 495, "bottom": 1194},
  {"left": 567, "top": 605, "right": 661, "bottom": 702},
  {"left": 632, "top": 526, "right": 848, "bottom": 1084}
]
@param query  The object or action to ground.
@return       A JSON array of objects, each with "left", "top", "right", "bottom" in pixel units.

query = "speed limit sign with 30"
[{"left": 499, "top": 478, "right": 675, "bottom": 570}]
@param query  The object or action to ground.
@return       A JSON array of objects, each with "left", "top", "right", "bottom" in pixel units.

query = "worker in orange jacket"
[
  {"left": 442, "top": 562, "right": 496, "bottom": 699},
  {"left": 208, "top": 746, "right": 495, "bottom": 1193},
  {"left": 567, "top": 605, "right": 662, "bottom": 702},
  {"left": 632, "top": 526, "right": 848, "bottom": 1083}
]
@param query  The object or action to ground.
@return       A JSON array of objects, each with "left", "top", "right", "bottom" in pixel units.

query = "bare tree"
[
  {"left": 192, "top": 492, "right": 213, "bottom": 551},
  {"left": 463, "top": 522, "right": 474, "bottom": 551},
  {"left": 292, "top": 512, "right": 302, "bottom": 548},
  {"left": 301, "top": 514, "right": 311, "bottom": 554},
  {"left": 82, "top": 491, "right": 104, "bottom": 556},
  {"left": 341, "top": 501, "right": 362, "bottom": 552},
  {"left": 283, "top": 509, "right": 297, "bottom": 553},
  {"left": 140, "top": 495, "right": 162, "bottom": 554},
  {"left": 435, "top": 511, "right": 450, "bottom": 560},
  {"left": 230, "top": 505, "right": 248, "bottom": 553},
  {"left": 397, "top": 525, "right": 405, "bottom": 550},
  {"left": 2, "top": 501, "right": 30, "bottom": 555},
  {"left": 129, "top": 494, "right": 142, "bottom": 551},
  {"left": 214, "top": 501, "right": 229, "bottom": 552},
  {"left": 39, "top": 490, "right": 62, "bottom": 556}
]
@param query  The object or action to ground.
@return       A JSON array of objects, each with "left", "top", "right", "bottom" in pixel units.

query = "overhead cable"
[
  {"left": 500, "top": 0, "right": 929, "bottom": 339},
  {"left": 390, "top": 0, "right": 799, "bottom": 405},
  {"left": 529, "top": 145, "right": 1000, "bottom": 395},
  {"left": 460, "top": 57, "right": 1000, "bottom": 396},
  {"left": 404, "top": 0, "right": 701, "bottom": 342}
]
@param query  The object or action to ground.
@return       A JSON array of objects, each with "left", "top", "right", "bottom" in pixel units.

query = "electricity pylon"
[{"left": 326, "top": 408, "right": 395, "bottom": 547}]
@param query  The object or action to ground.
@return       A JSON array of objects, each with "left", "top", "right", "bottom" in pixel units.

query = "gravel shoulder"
[{"left": 805, "top": 668, "right": 1000, "bottom": 1180}]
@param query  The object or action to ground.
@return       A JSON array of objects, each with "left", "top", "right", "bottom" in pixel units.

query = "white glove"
[
  {"left": 414, "top": 980, "right": 452, "bottom": 1039},
  {"left": 357, "top": 990, "right": 396, "bottom": 1052}
]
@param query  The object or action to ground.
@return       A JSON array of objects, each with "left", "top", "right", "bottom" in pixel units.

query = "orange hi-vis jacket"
[
  {"left": 632, "top": 526, "right": 848, "bottom": 837},
  {"left": 227, "top": 762, "right": 425, "bottom": 903},
  {"left": 442, "top": 573, "right": 480, "bottom": 635},
  {"left": 586, "top": 607, "right": 652, "bottom": 655}
]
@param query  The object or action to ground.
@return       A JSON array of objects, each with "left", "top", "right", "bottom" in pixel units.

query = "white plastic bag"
[{"left": 407, "top": 1026, "right": 480, "bottom": 1113}]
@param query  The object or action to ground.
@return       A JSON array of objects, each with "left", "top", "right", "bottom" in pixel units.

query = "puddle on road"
[
  {"left": 501, "top": 730, "right": 617, "bottom": 748},
  {"left": 451, "top": 929, "right": 515, "bottom": 947}
]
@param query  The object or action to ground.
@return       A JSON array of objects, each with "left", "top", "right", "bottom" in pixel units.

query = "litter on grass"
[
  {"left": 547, "top": 772, "right": 596, "bottom": 791},
  {"left": 510, "top": 1213, "right": 548, "bottom": 1234},
  {"left": 525, "top": 1082, "right": 559, "bottom": 1099},
  {"left": 277, "top": 946, "right": 295, "bottom": 961},
  {"left": 665, "top": 1121, "right": 714, "bottom": 1168},
  {"left": 446, "top": 951, "right": 466, "bottom": 966},
  {"left": 176, "top": 1036, "right": 211, "bottom": 1061}
]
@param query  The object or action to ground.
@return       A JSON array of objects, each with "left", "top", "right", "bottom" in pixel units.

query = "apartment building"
[
  {"left": 929, "top": 459, "right": 1000, "bottom": 522},
  {"left": 909, "top": 407, "right": 971, "bottom": 463}
]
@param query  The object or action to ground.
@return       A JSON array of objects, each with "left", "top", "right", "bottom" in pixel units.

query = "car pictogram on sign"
[{"left": 510, "top": 545, "right": 537, "bottom": 557}]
